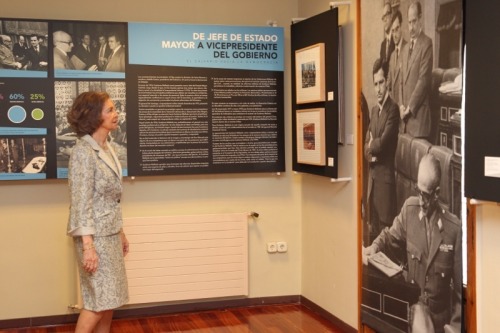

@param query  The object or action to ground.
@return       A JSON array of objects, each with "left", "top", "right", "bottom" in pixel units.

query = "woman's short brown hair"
[{"left": 67, "top": 91, "right": 110, "bottom": 137}]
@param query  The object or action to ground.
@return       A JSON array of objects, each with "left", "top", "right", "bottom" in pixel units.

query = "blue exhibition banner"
[
  {"left": 0, "top": 69, "right": 47, "bottom": 78},
  {"left": 0, "top": 173, "right": 46, "bottom": 181},
  {"left": 0, "top": 127, "right": 48, "bottom": 136},
  {"left": 54, "top": 69, "right": 125, "bottom": 79},
  {"left": 57, "top": 167, "right": 128, "bottom": 179},
  {"left": 128, "top": 23, "right": 284, "bottom": 72}
]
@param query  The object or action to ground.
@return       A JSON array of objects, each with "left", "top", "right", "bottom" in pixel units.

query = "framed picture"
[
  {"left": 295, "top": 43, "right": 325, "bottom": 104},
  {"left": 440, "top": 106, "right": 448, "bottom": 122},
  {"left": 453, "top": 134, "right": 462, "bottom": 157},
  {"left": 296, "top": 108, "right": 326, "bottom": 166}
]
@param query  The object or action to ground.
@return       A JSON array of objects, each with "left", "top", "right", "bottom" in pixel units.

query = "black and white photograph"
[
  {"left": 51, "top": 21, "right": 127, "bottom": 77},
  {"left": 359, "top": 1, "right": 464, "bottom": 333},
  {"left": 0, "top": 137, "right": 47, "bottom": 175},
  {"left": 55, "top": 80, "right": 127, "bottom": 176},
  {"left": 301, "top": 61, "right": 317, "bottom": 88},
  {"left": 0, "top": 20, "right": 48, "bottom": 76}
]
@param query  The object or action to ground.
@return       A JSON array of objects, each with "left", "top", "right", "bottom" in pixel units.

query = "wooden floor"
[{"left": 0, "top": 304, "right": 348, "bottom": 333}]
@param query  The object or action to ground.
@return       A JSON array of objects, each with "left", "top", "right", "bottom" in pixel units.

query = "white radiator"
[{"left": 122, "top": 213, "right": 249, "bottom": 305}]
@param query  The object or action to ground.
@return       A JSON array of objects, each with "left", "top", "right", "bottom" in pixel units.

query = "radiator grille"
[{"left": 123, "top": 213, "right": 249, "bottom": 304}]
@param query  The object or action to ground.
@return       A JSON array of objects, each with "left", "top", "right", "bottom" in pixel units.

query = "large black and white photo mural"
[{"left": 359, "top": 1, "right": 464, "bottom": 332}]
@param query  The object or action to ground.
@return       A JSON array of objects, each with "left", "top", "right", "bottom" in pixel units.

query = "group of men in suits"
[
  {"left": 0, "top": 34, "right": 48, "bottom": 71},
  {"left": 391, "top": 1, "right": 433, "bottom": 139},
  {"left": 363, "top": 2, "right": 462, "bottom": 333},
  {"left": 52, "top": 31, "right": 125, "bottom": 72},
  {"left": 366, "top": 0, "right": 433, "bottom": 241},
  {"left": 1, "top": 30, "right": 125, "bottom": 72}
]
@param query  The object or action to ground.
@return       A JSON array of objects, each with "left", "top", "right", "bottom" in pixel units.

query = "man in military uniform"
[
  {"left": 0, "top": 35, "right": 22, "bottom": 69},
  {"left": 363, "top": 153, "right": 462, "bottom": 333}
]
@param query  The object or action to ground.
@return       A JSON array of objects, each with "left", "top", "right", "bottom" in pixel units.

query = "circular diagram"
[
  {"left": 7, "top": 105, "right": 27, "bottom": 124},
  {"left": 32, "top": 108, "right": 45, "bottom": 121}
]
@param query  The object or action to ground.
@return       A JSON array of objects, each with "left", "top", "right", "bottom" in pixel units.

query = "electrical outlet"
[
  {"left": 277, "top": 241, "right": 288, "bottom": 253},
  {"left": 267, "top": 242, "right": 277, "bottom": 253}
]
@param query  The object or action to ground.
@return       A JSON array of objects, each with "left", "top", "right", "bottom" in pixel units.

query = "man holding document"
[
  {"left": 53, "top": 31, "right": 97, "bottom": 71},
  {"left": 363, "top": 153, "right": 462, "bottom": 333}
]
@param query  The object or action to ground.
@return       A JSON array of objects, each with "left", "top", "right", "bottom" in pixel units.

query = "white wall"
[
  {"left": 476, "top": 204, "right": 500, "bottom": 332},
  {"left": 0, "top": 0, "right": 301, "bottom": 320},
  {"left": 298, "top": 1, "right": 359, "bottom": 329}
]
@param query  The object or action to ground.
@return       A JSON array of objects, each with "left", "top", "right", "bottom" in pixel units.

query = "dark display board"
[
  {"left": 464, "top": 1, "right": 500, "bottom": 202},
  {"left": 290, "top": 9, "right": 339, "bottom": 178},
  {"left": 0, "top": 19, "right": 285, "bottom": 180}
]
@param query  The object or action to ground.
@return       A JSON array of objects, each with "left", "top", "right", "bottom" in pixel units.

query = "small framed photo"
[
  {"left": 440, "top": 107, "right": 448, "bottom": 122},
  {"left": 295, "top": 43, "right": 326, "bottom": 104},
  {"left": 296, "top": 108, "right": 326, "bottom": 166},
  {"left": 453, "top": 135, "right": 462, "bottom": 157}
]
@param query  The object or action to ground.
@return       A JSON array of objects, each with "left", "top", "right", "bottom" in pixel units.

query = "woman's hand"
[
  {"left": 121, "top": 231, "right": 129, "bottom": 256},
  {"left": 82, "top": 246, "right": 99, "bottom": 274},
  {"left": 82, "top": 235, "right": 98, "bottom": 274}
]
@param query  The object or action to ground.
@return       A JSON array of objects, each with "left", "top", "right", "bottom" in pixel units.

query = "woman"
[{"left": 67, "top": 91, "right": 129, "bottom": 333}]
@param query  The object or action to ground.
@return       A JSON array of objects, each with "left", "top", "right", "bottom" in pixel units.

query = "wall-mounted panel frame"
[
  {"left": 291, "top": 9, "right": 339, "bottom": 179},
  {"left": 0, "top": 18, "right": 285, "bottom": 180}
]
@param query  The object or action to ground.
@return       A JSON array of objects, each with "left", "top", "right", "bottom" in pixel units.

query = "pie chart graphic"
[{"left": 8, "top": 105, "right": 27, "bottom": 124}]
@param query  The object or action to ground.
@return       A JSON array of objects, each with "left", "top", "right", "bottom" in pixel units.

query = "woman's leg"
[
  {"left": 75, "top": 309, "right": 104, "bottom": 333},
  {"left": 94, "top": 310, "right": 114, "bottom": 333}
]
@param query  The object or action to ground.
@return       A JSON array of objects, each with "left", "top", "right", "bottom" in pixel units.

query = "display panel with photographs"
[
  {"left": 0, "top": 17, "right": 285, "bottom": 180},
  {"left": 290, "top": 9, "right": 339, "bottom": 179}
]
